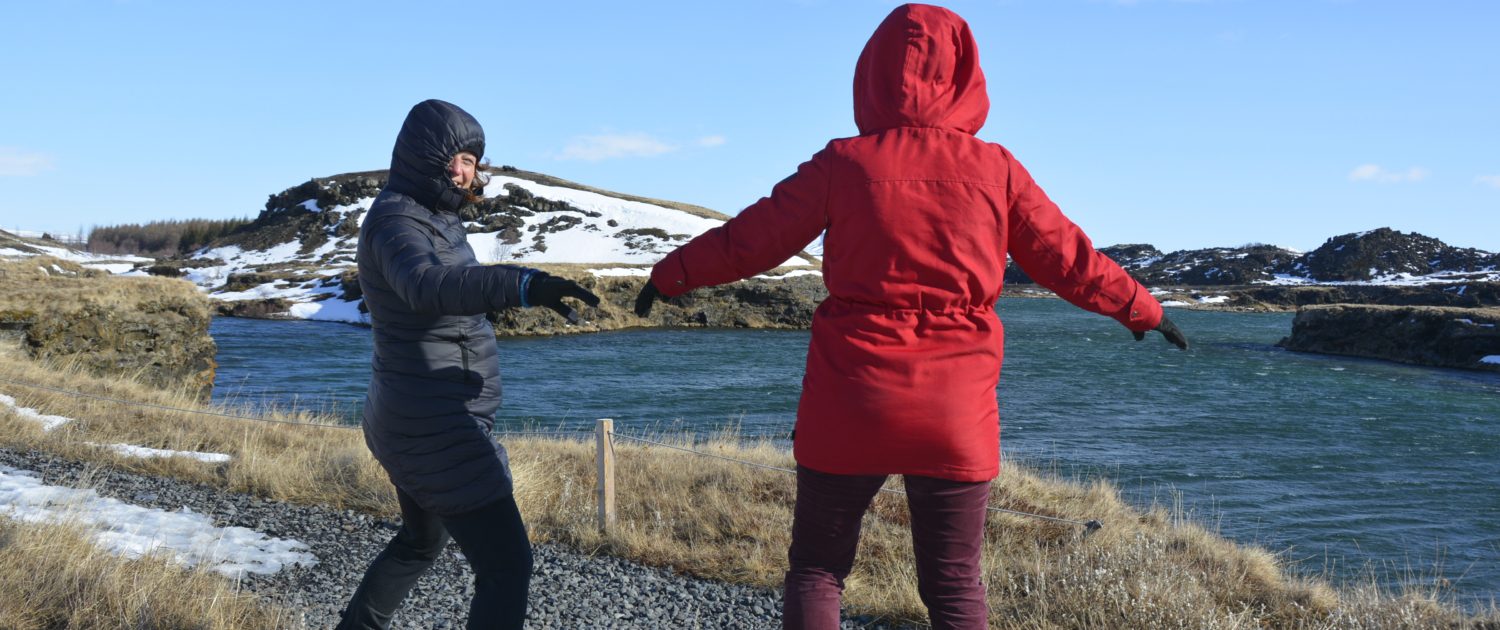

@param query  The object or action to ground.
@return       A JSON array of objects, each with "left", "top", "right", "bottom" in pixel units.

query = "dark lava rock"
[{"left": 1277, "top": 304, "right": 1500, "bottom": 370}]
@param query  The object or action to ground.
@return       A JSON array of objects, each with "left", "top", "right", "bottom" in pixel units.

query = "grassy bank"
[
  {"left": 0, "top": 256, "right": 219, "bottom": 397},
  {"left": 1, "top": 343, "right": 1494, "bottom": 628}
]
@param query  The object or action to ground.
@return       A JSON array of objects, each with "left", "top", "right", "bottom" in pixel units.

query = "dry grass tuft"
[
  {"left": 0, "top": 343, "right": 394, "bottom": 513},
  {"left": 0, "top": 256, "right": 203, "bottom": 316},
  {"left": 0, "top": 515, "right": 292, "bottom": 629}
]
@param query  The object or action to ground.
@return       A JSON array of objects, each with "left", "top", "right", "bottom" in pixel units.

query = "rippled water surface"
[{"left": 212, "top": 298, "right": 1500, "bottom": 603}]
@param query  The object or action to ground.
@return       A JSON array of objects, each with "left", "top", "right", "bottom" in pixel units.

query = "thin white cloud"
[
  {"left": 1475, "top": 174, "right": 1500, "bottom": 189},
  {"left": 1348, "top": 164, "right": 1429, "bottom": 183},
  {"left": 0, "top": 147, "right": 56, "bottom": 177},
  {"left": 558, "top": 133, "right": 676, "bottom": 162},
  {"left": 696, "top": 135, "right": 727, "bottom": 148}
]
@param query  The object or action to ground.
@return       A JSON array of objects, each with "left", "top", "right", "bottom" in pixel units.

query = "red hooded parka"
[{"left": 650, "top": 4, "right": 1163, "bottom": 482}]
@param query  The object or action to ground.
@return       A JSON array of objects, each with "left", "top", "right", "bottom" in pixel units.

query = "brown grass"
[
  {"left": 0, "top": 515, "right": 293, "bottom": 629},
  {"left": 0, "top": 342, "right": 1495, "bottom": 627},
  {"left": 0, "top": 256, "right": 202, "bottom": 318},
  {"left": 506, "top": 436, "right": 1497, "bottom": 629},
  {"left": 0, "top": 342, "right": 394, "bottom": 513}
]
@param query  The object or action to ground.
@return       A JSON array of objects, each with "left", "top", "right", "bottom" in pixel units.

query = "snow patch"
[
  {"left": 1197, "top": 295, "right": 1231, "bottom": 304},
  {"left": 589, "top": 268, "right": 651, "bottom": 277},
  {"left": 1481, "top": 356, "right": 1500, "bottom": 365},
  {"left": 1161, "top": 300, "right": 1190, "bottom": 307},
  {"left": 0, "top": 466, "right": 315, "bottom": 577},
  {"left": 756, "top": 269, "right": 822, "bottom": 279},
  {"left": 1254, "top": 274, "right": 1316, "bottom": 285},
  {"left": 82, "top": 262, "right": 139, "bottom": 274},
  {"left": 212, "top": 280, "right": 336, "bottom": 302},
  {"left": 1, "top": 241, "right": 150, "bottom": 266},
  {"left": 89, "top": 442, "right": 232, "bottom": 464},
  {"left": 0, "top": 393, "right": 71, "bottom": 432},
  {"left": 287, "top": 298, "right": 368, "bottom": 325}
]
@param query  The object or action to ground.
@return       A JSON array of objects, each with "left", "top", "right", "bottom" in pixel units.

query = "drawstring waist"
[{"left": 822, "top": 295, "right": 996, "bottom": 317}]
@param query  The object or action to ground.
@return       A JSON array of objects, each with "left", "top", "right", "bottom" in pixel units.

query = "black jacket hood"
[{"left": 386, "top": 99, "right": 486, "bottom": 214}]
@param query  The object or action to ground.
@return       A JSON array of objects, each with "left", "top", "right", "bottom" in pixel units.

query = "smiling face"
[{"left": 448, "top": 151, "right": 478, "bottom": 190}]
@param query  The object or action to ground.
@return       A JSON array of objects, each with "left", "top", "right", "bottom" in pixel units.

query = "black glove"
[
  {"left": 1132, "top": 315, "right": 1189, "bottom": 350},
  {"left": 525, "top": 272, "right": 600, "bottom": 324},
  {"left": 634, "top": 280, "right": 662, "bottom": 317}
]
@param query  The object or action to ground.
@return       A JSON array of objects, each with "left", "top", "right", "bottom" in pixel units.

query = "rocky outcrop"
[
  {"left": 485, "top": 272, "right": 826, "bottom": 336},
  {"left": 1004, "top": 228, "right": 1499, "bottom": 287},
  {"left": 1300, "top": 228, "right": 1500, "bottom": 282},
  {"left": 1172, "top": 282, "right": 1500, "bottom": 312},
  {"left": 0, "top": 258, "right": 218, "bottom": 399},
  {"left": 1277, "top": 304, "right": 1500, "bottom": 371},
  {"left": 213, "top": 298, "right": 295, "bottom": 319}
]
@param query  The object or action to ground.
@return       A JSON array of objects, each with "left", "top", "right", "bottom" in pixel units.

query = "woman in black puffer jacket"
[{"left": 339, "top": 99, "right": 598, "bottom": 630}]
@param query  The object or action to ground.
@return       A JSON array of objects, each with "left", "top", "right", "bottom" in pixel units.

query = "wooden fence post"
[{"left": 595, "top": 418, "right": 616, "bottom": 534}]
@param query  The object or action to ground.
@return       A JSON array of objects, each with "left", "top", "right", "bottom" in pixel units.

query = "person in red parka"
[{"left": 635, "top": 4, "right": 1188, "bottom": 628}]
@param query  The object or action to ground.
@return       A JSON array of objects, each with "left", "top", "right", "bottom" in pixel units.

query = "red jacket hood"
[{"left": 854, "top": 4, "right": 989, "bottom": 135}]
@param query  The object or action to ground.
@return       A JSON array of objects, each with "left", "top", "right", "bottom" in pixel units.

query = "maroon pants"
[{"left": 783, "top": 465, "right": 991, "bottom": 630}]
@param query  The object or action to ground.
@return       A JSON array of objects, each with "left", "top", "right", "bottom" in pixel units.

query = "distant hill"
[
  {"left": 1005, "top": 228, "right": 1500, "bottom": 287},
  {"left": 0, "top": 229, "right": 147, "bottom": 273},
  {"left": 129, "top": 167, "right": 822, "bottom": 325},
  {"left": 132, "top": 172, "right": 1500, "bottom": 321}
]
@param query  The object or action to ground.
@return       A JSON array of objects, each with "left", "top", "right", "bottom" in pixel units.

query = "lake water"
[{"left": 211, "top": 298, "right": 1500, "bottom": 604}]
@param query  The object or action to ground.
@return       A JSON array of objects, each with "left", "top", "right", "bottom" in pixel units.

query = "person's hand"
[
  {"left": 634, "top": 280, "right": 662, "bottom": 317},
  {"left": 1133, "top": 315, "right": 1189, "bottom": 350},
  {"left": 525, "top": 272, "right": 600, "bottom": 324}
]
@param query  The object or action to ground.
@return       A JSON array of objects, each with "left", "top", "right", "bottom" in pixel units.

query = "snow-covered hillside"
[
  {"left": 0, "top": 230, "right": 150, "bottom": 274},
  {"left": 141, "top": 170, "right": 820, "bottom": 324}
]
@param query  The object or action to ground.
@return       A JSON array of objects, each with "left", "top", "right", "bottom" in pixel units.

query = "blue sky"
[{"left": 1, "top": 0, "right": 1496, "bottom": 253}]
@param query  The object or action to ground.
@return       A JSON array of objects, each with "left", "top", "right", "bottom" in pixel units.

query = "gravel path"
[{"left": 0, "top": 447, "right": 910, "bottom": 629}]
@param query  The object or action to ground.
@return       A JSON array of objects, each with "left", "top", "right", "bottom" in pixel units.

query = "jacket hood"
[
  {"left": 387, "top": 99, "right": 486, "bottom": 213},
  {"left": 853, "top": 4, "right": 988, "bottom": 135}
]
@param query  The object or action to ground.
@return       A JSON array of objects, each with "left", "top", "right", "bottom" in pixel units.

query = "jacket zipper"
[{"left": 456, "top": 334, "right": 473, "bottom": 382}]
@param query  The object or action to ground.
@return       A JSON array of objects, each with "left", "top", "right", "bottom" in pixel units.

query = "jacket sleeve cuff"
[
  {"left": 517, "top": 269, "right": 535, "bottom": 307},
  {"left": 650, "top": 251, "right": 691, "bottom": 298},
  {"left": 1118, "top": 285, "right": 1164, "bottom": 332}
]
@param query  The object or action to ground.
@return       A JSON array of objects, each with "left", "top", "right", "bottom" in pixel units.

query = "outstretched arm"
[
  {"left": 365, "top": 215, "right": 528, "bottom": 316},
  {"left": 1004, "top": 154, "right": 1163, "bottom": 333},
  {"left": 649, "top": 153, "right": 830, "bottom": 298}
]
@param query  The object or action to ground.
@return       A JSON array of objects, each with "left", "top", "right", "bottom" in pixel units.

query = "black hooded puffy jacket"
[{"left": 357, "top": 99, "right": 529, "bottom": 515}]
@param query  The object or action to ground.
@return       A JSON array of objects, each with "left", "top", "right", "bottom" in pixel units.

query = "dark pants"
[
  {"left": 783, "top": 465, "right": 990, "bottom": 630},
  {"left": 338, "top": 487, "right": 533, "bottom": 630}
]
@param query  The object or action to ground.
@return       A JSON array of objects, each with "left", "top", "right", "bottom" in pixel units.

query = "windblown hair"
[{"left": 463, "top": 157, "right": 492, "bottom": 205}]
